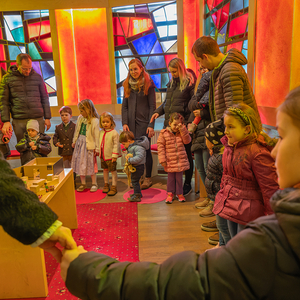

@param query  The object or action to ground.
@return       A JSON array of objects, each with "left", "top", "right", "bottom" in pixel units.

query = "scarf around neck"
[{"left": 129, "top": 77, "right": 145, "bottom": 91}]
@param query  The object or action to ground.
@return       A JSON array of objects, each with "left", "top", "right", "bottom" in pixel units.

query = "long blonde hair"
[
  {"left": 168, "top": 58, "right": 194, "bottom": 91},
  {"left": 78, "top": 99, "right": 99, "bottom": 123}
]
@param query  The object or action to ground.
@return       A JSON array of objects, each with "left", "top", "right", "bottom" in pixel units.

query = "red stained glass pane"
[
  {"left": 38, "top": 37, "right": 53, "bottom": 52},
  {"left": 114, "top": 36, "right": 126, "bottom": 46},
  {"left": 206, "top": 0, "right": 214, "bottom": 10},
  {"left": 219, "top": 3, "right": 230, "bottom": 29},
  {"left": 119, "top": 17, "right": 130, "bottom": 37},
  {"left": 228, "top": 13, "right": 248, "bottom": 37},
  {"left": 28, "top": 20, "right": 51, "bottom": 38},
  {"left": 165, "top": 54, "right": 177, "bottom": 68},
  {"left": 212, "top": 0, "right": 223, "bottom": 9},
  {"left": 212, "top": 10, "right": 220, "bottom": 28},
  {"left": 227, "top": 41, "right": 243, "bottom": 51},
  {"left": 113, "top": 17, "right": 124, "bottom": 36},
  {"left": 0, "top": 44, "right": 5, "bottom": 62},
  {"left": 128, "top": 17, "right": 153, "bottom": 37}
]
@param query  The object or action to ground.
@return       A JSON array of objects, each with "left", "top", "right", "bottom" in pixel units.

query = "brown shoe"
[
  {"left": 201, "top": 219, "right": 219, "bottom": 232},
  {"left": 199, "top": 202, "right": 215, "bottom": 217},
  {"left": 208, "top": 232, "right": 219, "bottom": 245},
  {"left": 141, "top": 177, "right": 152, "bottom": 190},
  {"left": 195, "top": 198, "right": 210, "bottom": 209},
  {"left": 107, "top": 185, "right": 117, "bottom": 196},
  {"left": 102, "top": 183, "right": 110, "bottom": 193}
]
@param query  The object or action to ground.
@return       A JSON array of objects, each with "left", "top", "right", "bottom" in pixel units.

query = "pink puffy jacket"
[{"left": 157, "top": 125, "right": 191, "bottom": 173}]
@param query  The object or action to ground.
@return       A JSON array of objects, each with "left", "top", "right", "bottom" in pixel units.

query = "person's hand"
[
  {"left": 150, "top": 113, "right": 159, "bottom": 123},
  {"left": 45, "top": 119, "right": 51, "bottom": 131},
  {"left": 31, "top": 145, "right": 37, "bottom": 150},
  {"left": 39, "top": 226, "right": 77, "bottom": 263},
  {"left": 56, "top": 142, "right": 63, "bottom": 148},
  {"left": 125, "top": 154, "right": 133, "bottom": 161},
  {"left": 29, "top": 141, "right": 35, "bottom": 147},
  {"left": 94, "top": 150, "right": 99, "bottom": 156},
  {"left": 123, "top": 125, "right": 130, "bottom": 131},
  {"left": 193, "top": 110, "right": 201, "bottom": 117},
  {"left": 61, "top": 245, "right": 87, "bottom": 282},
  {"left": 2, "top": 122, "right": 12, "bottom": 135},
  {"left": 161, "top": 162, "right": 167, "bottom": 167},
  {"left": 146, "top": 127, "right": 155, "bottom": 138},
  {"left": 177, "top": 122, "right": 183, "bottom": 129},
  {"left": 112, "top": 157, "right": 117, "bottom": 162},
  {"left": 72, "top": 143, "right": 75, "bottom": 148}
]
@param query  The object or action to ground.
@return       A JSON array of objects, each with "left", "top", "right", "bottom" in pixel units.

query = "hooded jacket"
[
  {"left": 213, "top": 134, "right": 279, "bottom": 225},
  {"left": 127, "top": 136, "right": 149, "bottom": 166},
  {"left": 209, "top": 49, "right": 259, "bottom": 123},
  {"left": 157, "top": 125, "right": 191, "bottom": 173},
  {"left": 65, "top": 187, "right": 300, "bottom": 300},
  {"left": 0, "top": 65, "right": 51, "bottom": 122}
]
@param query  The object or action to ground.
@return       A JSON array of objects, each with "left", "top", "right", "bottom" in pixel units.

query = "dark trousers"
[
  {"left": 12, "top": 117, "right": 45, "bottom": 142},
  {"left": 167, "top": 171, "right": 183, "bottom": 195},
  {"left": 145, "top": 147, "right": 153, "bottom": 178},
  {"left": 184, "top": 140, "right": 193, "bottom": 185},
  {"left": 131, "top": 164, "right": 144, "bottom": 195}
]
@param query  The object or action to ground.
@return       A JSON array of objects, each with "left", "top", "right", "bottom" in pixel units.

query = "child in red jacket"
[
  {"left": 157, "top": 112, "right": 191, "bottom": 203},
  {"left": 213, "top": 103, "right": 279, "bottom": 238}
]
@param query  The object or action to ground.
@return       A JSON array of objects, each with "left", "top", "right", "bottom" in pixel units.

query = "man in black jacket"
[{"left": 0, "top": 53, "right": 51, "bottom": 142}]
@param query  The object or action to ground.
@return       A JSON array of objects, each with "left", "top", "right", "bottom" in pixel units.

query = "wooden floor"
[{"left": 77, "top": 173, "right": 215, "bottom": 264}]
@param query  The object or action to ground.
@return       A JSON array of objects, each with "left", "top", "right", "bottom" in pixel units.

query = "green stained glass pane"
[
  {"left": 28, "top": 42, "right": 42, "bottom": 59},
  {"left": 205, "top": 16, "right": 214, "bottom": 36},
  {"left": 11, "top": 27, "right": 25, "bottom": 43},
  {"left": 205, "top": 4, "right": 210, "bottom": 14},
  {"left": 8, "top": 45, "right": 21, "bottom": 60},
  {"left": 161, "top": 73, "right": 169, "bottom": 88},
  {"left": 140, "top": 57, "right": 148, "bottom": 65}
]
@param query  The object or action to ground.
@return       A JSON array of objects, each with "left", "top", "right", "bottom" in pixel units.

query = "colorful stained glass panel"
[
  {"left": 38, "top": 37, "right": 53, "bottom": 52},
  {"left": 146, "top": 55, "right": 166, "bottom": 69},
  {"left": 229, "top": 0, "right": 244, "bottom": 14},
  {"left": 228, "top": 13, "right": 248, "bottom": 37},
  {"left": 132, "top": 32, "right": 157, "bottom": 55},
  {"left": 128, "top": 17, "right": 153, "bottom": 37}
]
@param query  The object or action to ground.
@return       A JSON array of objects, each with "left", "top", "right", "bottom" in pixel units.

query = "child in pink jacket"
[{"left": 157, "top": 112, "right": 191, "bottom": 203}]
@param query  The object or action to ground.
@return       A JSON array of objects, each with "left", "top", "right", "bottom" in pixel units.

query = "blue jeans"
[
  {"left": 194, "top": 149, "right": 210, "bottom": 188},
  {"left": 216, "top": 215, "right": 231, "bottom": 245},
  {"left": 131, "top": 164, "right": 144, "bottom": 195},
  {"left": 227, "top": 220, "right": 246, "bottom": 238}
]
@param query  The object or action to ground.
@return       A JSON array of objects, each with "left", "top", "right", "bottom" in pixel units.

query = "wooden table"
[{"left": 0, "top": 168, "right": 78, "bottom": 299}]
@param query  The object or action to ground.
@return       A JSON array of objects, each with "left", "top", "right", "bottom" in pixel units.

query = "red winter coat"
[
  {"left": 157, "top": 125, "right": 191, "bottom": 173},
  {"left": 213, "top": 134, "right": 279, "bottom": 225}
]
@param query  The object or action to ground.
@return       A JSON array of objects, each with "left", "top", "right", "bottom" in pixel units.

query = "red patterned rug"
[
  {"left": 12, "top": 202, "right": 139, "bottom": 300},
  {"left": 75, "top": 189, "right": 107, "bottom": 204}
]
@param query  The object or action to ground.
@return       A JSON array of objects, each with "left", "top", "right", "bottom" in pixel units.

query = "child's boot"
[
  {"left": 90, "top": 184, "right": 98, "bottom": 192},
  {"left": 177, "top": 194, "right": 186, "bottom": 202},
  {"left": 102, "top": 183, "right": 110, "bottom": 193},
  {"left": 107, "top": 185, "right": 117, "bottom": 196},
  {"left": 128, "top": 193, "right": 142, "bottom": 202},
  {"left": 165, "top": 192, "right": 173, "bottom": 204}
]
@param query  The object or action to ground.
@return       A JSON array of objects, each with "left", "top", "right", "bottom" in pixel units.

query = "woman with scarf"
[{"left": 122, "top": 59, "right": 156, "bottom": 189}]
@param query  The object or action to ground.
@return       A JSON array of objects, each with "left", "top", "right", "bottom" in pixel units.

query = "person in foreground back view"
[{"left": 60, "top": 88, "right": 299, "bottom": 298}]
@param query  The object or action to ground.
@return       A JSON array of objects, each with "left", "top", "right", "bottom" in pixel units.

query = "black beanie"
[{"left": 205, "top": 119, "right": 225, "bottom": 146}]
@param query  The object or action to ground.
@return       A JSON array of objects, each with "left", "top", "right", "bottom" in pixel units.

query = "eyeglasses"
[{"left": 20, "top": 67, "right": 33, "bottom": 71}]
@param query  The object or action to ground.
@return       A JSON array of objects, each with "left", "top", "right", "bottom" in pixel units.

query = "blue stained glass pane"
[
  {"left": 151, "top": 41, "right": 163, "bottom": 54},
  {"left": 140, "top": 57, "right": 148, "bottom": 65},
  {"left": 117, "top": 86, "right": 124, "bottom": 104},
  {"left": 219, "top": 46, "right": 225, "bottom": 53},
  {"left": 115, "top": 51, "right": 121, "bottom": 57},
  {"left": 20, "top": 46, "right": 26, "bottom": 53},
  {"left": 123, "top": 56, "right": 135, "bottom": 67},
  {"left": 148, "top": 2, "right": 172, "bottom": 12},
  {"left": 219, "top": 23, "right": 227, "bottom": 35},
  {"left": 47, "top": 61, "right": 55, "bottom": 69},
  {"left": 150, "top": 74, "right": 161, "bottom": 88},
  {"left": 157, "top": 26, "right": 167, "bottom": 38},
  {"left": 4, "top": 22, "right": 14, "bottom": 42},
  {"left": 161, "top": 40, "right": 176, "bottom": 52},
  {"left": 242, "top": 48, "right": 247, "bottom": 58},
  {"left": 161, "top": 73, "right": 170, "bottom": 88},
  {"left": 24, "top": 10, "right": 41, "bottom": 20},
  {"left": 229, "top": 0, "right": 244, "bottom": 14},
  {"left": 243, "top": 40, "right": 248, "bottom": 50},
  {"left": 40, "top": 60, "right": 55, "bottom": 80},
  {"left": 244, "top": 0, "right": 249, "bottom": 8},
  {"left": 217, "top": 30, "right": 226, "bottom": 44},
  {"left": 28, "top": 43, "right": 42, "bottom": 59},
  {"left": 132, "top": 33, "right": 157, "bottom": 55},
  {"left": 112, "top": 6, "right": 135, "bottom": 13},
  {"left": 8, "top": 46, "right": 21, "bottom": 60},
  {"left": 4, "top": 15, "right": 22, "bottom": 30},
  {"left": 165, "top": 3, "right": 177, "bottom": 21},
  {"left": 11, "top": 27, "right": 25, "bottom": 43},
  {"left": 242, "top": 64, "right": 247, "bottom": 73},
  {"left": 146, "top": 55, "right": 166, "bottom": 70},
  {"left": 169, "top": 73, "right": 172, "bottom": 80},
  {"left": 153, "top": 8, "right": 166, "bottom": 22},
  {"left": 41, "top": 10, "right": 49, "bottom": 17},
  {"left": 120, "top": 48, "right": 133, "bottom": 56},
  {"left": 135, "top": 5, "right": 148, "bottom": 13},
  {"left": 169, "top": 25, "right": 177, "bottom": 36},
  {"left": 32, "top": 61, "right": 42, "bottom": 76},
  {"left": 115, "top": 58, "right": 128, "bottom": 83}
]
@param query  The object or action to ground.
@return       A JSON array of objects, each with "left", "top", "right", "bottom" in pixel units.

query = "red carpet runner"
[{"left": 14, "top": 202, "right": 139, "bottom": 300}]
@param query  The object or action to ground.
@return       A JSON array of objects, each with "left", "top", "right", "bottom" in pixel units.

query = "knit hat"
[
  {"left": 26, "top": 119, "right": 39, "bottom": 132},
  {"left": 205, "top": 119, "right": 225, "bottom": 146}
]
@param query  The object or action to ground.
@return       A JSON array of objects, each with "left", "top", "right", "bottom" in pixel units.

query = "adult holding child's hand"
[{"left": 121, "top": 58, "right": 156, "bottom": 190}]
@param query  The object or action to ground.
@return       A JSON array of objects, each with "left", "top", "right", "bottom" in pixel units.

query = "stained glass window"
[
  {"left": 112, "top": 1, "right": 177, "bottom": 104},
  {"left": 204, "top": 0, "right": 248, "bottom": 72},
  {"left": 0, "top": 10, "right": 57, "bottom": 106}
]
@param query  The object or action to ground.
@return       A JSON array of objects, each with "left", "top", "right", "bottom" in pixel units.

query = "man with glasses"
[{"left": 0, "top": 53, "right": 51, "bottom": 143}]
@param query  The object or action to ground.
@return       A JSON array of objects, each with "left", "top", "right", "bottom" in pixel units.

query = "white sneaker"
[{"left": 90, "top": 184, "right": 98, "bottom": 192}]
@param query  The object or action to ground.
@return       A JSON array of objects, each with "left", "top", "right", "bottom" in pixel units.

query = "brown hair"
[
  {"left": 278, "top": 86, "right": 300, "bottom": 128},
  {"left": 78, "top": 99, "right": 99, "bottom": 123},
  {"left": 169, "top": 112, "right": 184, "bottom": 124},
  {"left": 119, "top": 130, "right": 135, "bottom": 143},
  {"left": 99, "top": 112, "right": 116, "bottom": 129},
  {"left": 123, "top": 59, "right": 151, "bottom": 98},
  {"left": 16, "top": 53, "right": 32, "bottom": 65},
  {"left": 192, "top": 36, "right": 221, "bottom": 59},
  {"left": 59, "top": 106, "right": 72, "bottom": 115}
]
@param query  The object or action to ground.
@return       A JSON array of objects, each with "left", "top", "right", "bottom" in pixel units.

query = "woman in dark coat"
[
  {"left": 151, "top": 58, "right": 195, "bottom": 195},
  {"left": 122, "top": 59, "right": 156, "bottom": 189}
]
